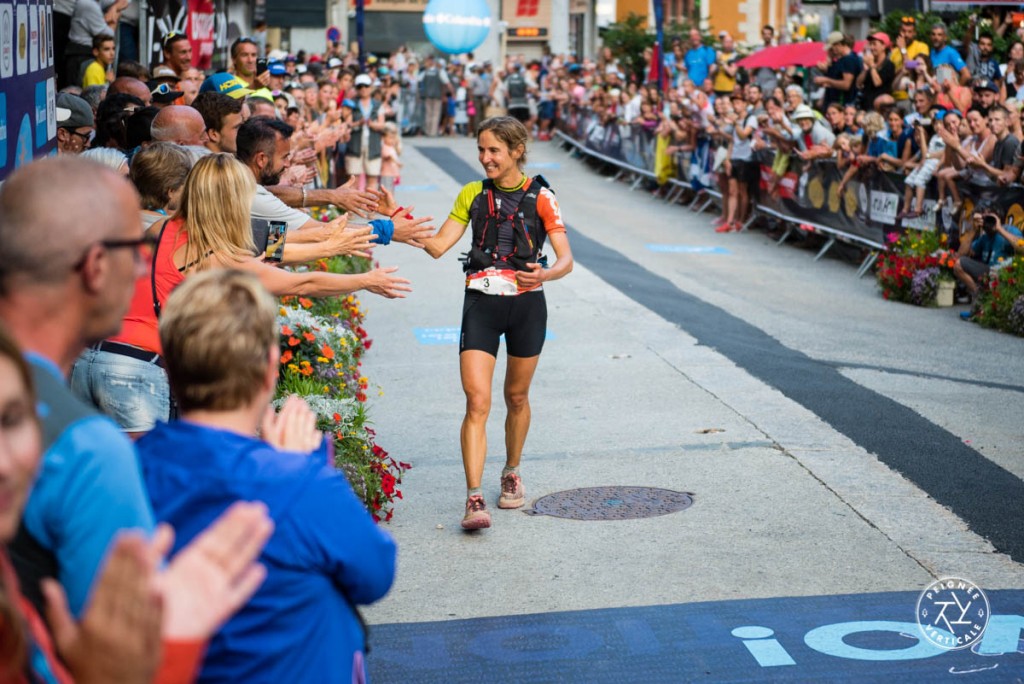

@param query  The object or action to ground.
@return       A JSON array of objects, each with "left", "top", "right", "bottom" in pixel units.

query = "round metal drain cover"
[{"left": 525, "top": 486, "right": 694, "bottom": 520}]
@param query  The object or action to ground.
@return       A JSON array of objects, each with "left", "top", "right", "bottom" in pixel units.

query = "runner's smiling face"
[{"left": 478, "top": 130, "right": 524, "bottom": 186}]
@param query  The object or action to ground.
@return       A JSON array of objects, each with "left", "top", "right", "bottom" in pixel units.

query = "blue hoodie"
[{"left": 137, "top": 420, "right": 396, "bottom": 683}]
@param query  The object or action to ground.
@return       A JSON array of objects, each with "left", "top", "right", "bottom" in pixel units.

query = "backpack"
[
  {"left": 507, "top": 72, "right": 527, "bottom": 101},
  {"left": 463, "top": 176, "right": 551, "bottom": 273}
]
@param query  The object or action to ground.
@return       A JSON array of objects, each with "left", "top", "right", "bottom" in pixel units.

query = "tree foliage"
[{"left": 601, "top": 13, "right": 654, "bottom": 84}]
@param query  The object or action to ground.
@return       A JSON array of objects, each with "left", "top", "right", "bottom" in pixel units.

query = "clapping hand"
[{"left": 261, "top": 395, "right": 323, "bottom": 454}]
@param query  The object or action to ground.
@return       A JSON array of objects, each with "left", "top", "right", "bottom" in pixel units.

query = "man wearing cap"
[
  {"left": 200, "top": 73, "right": 255, "bottom": 100},
  {"left": 815, "top": 32, "right": 860, "bottom": 108},
  {"left": 857, "top": 32, "right": 895, "bottom": 112},
  {"left": 267, "top": 62, "right": 288, "bottom": 92},
  {"left": 929, "top": 23, "right": 970, "bottom": 85},
  {"left": 972, "top": 78, "right": 1000, "bottom": 118},
  {"left": 149, "top": 65, "right": 185, "bottom": 109},
  {"left": 346, "top": 74, "right": 385, "bottom": 190},
  {"left": 790, "top": 104, "right": 836, "bottom": 160},
  {"left": 158, "top": 32, "right": 193, "bottom": 78},
  {"left": 55, "top": 93, "right": 95, "bottom": 154}
]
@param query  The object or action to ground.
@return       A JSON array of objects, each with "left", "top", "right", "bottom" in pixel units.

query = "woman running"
[{"left": 423, "top": 116, "right": 573, "bottom": 530}]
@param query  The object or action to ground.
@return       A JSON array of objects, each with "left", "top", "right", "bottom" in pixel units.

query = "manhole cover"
[{"left": 524, "top": 486, "right": 694, "bottom": 520}]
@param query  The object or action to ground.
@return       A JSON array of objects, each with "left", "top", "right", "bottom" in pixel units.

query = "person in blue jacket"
[{"left": 137, "top": 268, "right": 396, "bottom": 683}]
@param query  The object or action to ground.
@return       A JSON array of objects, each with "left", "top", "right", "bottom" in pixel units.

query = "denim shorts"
[{"left": 70, "top": 347, "right": 170, "bottom": 432}]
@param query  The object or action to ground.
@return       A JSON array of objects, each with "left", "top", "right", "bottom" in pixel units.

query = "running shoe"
[
  {"left": 461, "top": 495, "right": 491, "bottom": 529},
  {"left": 498, "top": 472, "right": 526, "bottom": 509}
]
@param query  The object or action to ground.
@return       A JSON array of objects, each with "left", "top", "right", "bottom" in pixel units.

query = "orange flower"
[
  {"left": 321, "top": 344, "right": 335, "bottom": 359},
  {"left": 280, "top": 350, "right": 293, "bottom": 364},
  {"left": 299, "top": 297, "right": 313, "bottom": 309},
  {"left": 300, "top": 365, "right": 313, "bottom": 377},
  {"left": 333, "top": 412, "right": 342, "bottom": 422},
  {"left": 288, "top": 336, "right": 300, "bottom": 347},
  {"left": 281, "top": 325, "right": 294, "bottom": 336},
  {"left": 303, "top": 331, "right": 316, "bottom": 342}
]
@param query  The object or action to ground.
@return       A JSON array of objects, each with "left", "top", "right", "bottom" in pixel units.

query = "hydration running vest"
[
  {"left": 507, "top": 72, "right": 527, "bottom": 103},
  {"left": 463, "top": 175, "right": 551, "bottom": 273}
]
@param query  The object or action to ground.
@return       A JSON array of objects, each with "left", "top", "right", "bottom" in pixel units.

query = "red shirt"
[{"left": 109, "top": 218, "right": 188, "bottom": 355}]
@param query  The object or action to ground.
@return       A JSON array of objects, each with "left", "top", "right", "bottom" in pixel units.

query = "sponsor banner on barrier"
[
  {"left": 559, "top": 109, "right": 1024, "bottom": 250},
  {"left": 1, "top": 0, "right": 56, "bottom": 181}
]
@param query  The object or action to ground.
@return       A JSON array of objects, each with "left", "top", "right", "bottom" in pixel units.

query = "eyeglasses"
[
  {"left": 102, "top": 236, "right": 157, "bottom": 251},
  {"left": 151, "top": 83, "right": 179, "bottom": 96},
  {"left": 75, "top": 235, "right": 157, "bottom": 271},
  {"left": 102, "top": 235, "right": 158, "bottom": 264},
  {"left": 66, "top": 128, "right": 92, "bottom": 143}
]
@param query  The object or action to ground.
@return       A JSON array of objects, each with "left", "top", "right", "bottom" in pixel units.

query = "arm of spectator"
[
  {"left": 281, "top": 219, "right": 376, "bottom": 263},
  {"left": 290, "top": 468, "right": 397, "bottom": 604},
  {"left": 990, "top": 215, "right": 1024, "bottom": 251},
  {"left": 267, "top": 178, "right": 380, "bottom": 218},
  {"left": 959, "top": 218, "right": 981, "bottom": 257},
  {"left": 223, "top": 254, "right": 412, "bottom": 299},
  {"left": 836, "top": 163, "right": 858, "bottom": 192}
]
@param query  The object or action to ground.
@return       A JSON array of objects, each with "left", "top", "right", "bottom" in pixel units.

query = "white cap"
[{"left": 354, "top": 73, "right": 373, "bottom": 87}]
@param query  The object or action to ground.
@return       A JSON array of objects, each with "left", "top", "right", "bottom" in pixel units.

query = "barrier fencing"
[{"left": 555, "top": 107, "right": 1024, "bottom": 277}]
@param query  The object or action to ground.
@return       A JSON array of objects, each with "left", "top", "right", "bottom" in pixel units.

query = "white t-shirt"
[{"left": 252, "top": 185, "right": 309, "bottom": 232}]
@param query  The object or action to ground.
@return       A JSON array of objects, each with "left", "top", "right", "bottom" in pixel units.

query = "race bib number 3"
[{"left": 466, "top": 268, "right": 520, "bottom": 296}]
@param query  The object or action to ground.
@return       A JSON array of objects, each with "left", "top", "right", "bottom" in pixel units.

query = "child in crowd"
[
  {"left": 380, "top": 122, "right": 403, "bottom": 193},
  {"left": 82, "top": 35, "right": 115, "bottom": 88},
  {"left": 454, "top": 80, "right": 469, "bottom": 136},
  {"left": 899, "top": 117, "right": 944, "bottom": 219}
]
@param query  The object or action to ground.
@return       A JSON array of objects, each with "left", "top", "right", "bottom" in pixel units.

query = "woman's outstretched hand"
[{"left": 363, "top": 266, "right": 412, "bottom": 298}]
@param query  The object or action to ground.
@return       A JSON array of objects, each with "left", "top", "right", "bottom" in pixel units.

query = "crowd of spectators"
[{"left": 0, "top": 25, "right": 462, "bottom": 682}]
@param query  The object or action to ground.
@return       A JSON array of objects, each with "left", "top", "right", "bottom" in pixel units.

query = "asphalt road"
[{"left": 356, "top": 136, "right": 1024, "bottom": 682}]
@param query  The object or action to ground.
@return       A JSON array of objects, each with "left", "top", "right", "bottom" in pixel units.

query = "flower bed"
[
  {"left": 275, "top": 255, "right": 410, "bottom": 522},
  {"left": 877, "top": 230, "right": 957, "bottom": 305},
  {"left": 971, "top": 256, "right": 1024, "bottom": 337}
]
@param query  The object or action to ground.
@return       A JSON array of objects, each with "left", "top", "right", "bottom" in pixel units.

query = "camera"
[{"left": 983, "top": 214, "right": 998, "bottom": 232}]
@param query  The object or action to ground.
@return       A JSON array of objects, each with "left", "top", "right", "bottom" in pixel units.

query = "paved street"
[{"left": 358, "top": 136, "right": 1024, "bottom": 682}]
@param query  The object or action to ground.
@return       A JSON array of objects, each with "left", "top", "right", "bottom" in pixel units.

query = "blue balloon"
[{"left": 423, "top": 0, "right": 491, "bottom": 55}]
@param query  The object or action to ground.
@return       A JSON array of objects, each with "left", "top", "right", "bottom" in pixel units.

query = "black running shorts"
[{"left": 460, "top": 289, "right": 547, "bottom": 358}]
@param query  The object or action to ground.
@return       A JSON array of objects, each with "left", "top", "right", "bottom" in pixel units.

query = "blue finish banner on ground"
[
  {"left": 369, "top": 590, "right": 1024, "bottom": 682},
  {"left": 0, "top": 0, "right": 56, "bottom": 182}
]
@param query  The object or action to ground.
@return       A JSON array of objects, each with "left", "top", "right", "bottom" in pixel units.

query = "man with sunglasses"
[
  {"left": 159, "top": 31, "right": 193, "bottom": 78},
  {"left": 55, "top": 93, "right": 95, "bottom": 155}
]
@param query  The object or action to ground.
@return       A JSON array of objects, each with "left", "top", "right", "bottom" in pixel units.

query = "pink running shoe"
[
  {"left": 461, "top": 495, "right": 491, "bottom": 529},
  {"left": 498, "top": 472, "right": 526, "bottom": 509}
]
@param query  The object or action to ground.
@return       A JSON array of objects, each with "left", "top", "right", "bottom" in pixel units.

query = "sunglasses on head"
[
  {"left": 162, "top": 31, "right": 185, "bottom": 48},
  {"left": 151, "top": 83, "right": 177, "bottom": 95},
  {"left": 901, "top": 16, "right": 915, "bottom": 24}
]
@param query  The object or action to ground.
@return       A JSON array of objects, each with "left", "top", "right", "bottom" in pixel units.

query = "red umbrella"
[{"left": 736, "top": 41, "right": 869, "bottom": 70}]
